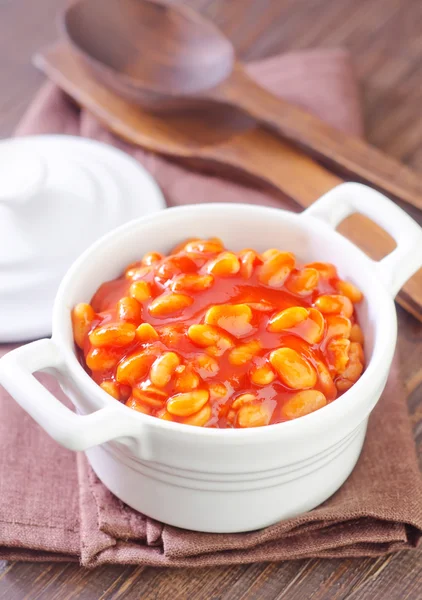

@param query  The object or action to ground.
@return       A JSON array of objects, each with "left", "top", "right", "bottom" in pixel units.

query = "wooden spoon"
[
  {"left": 61, "top": 0, "right": 422, "bottom": 211},
  {"left": 35, "top": 42, "right": 422, "bottom": 322}
]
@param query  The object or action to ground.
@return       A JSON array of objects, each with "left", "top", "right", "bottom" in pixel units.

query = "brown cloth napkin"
[{"left": 1, "top": 49, "right": 421, "bottom": 567}]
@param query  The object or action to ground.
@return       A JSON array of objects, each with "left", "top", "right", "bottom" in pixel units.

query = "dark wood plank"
[
  {"left": 1, "top": 0, "right": 421, "bottom": 598},
  {"left": 0, "top": 0, "right": 59, "bottom": 136}
]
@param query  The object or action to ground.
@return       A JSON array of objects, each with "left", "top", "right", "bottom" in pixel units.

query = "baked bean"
[
  {"left": 116, "top": 351, "right": 153, "bottom": 385},
  {"left": 183, "top": 403, "right": 212, "bottom": 426},
  {"left": 157, "top": 409, "right": 174, "bottom": 421},
  {"left": 282, "top": 390, "right": 327, "bottom": 420},
  {"left": 325, "top": 315, "right": 352, "bottom": 340},
  {"left": 226, "top": 409, "right": 236, "bottom": 424},
  {"left": 72, "top": 303, "right": 95, "bottom": 349},
  {"left": 228, "top": 340, "right": 261, "bottom": 366},
  {"left": 136, "top": 323, "right": 159, "bottom": 343},
  {"left": 184, "top": 239, "right": 223, "bottom": 256},
  {"left": 246, "top": 301, "right": 275, "bottom": 312},
  {"left": 314, "top": 294, "right": 353, "bottom": 318},
  {"left": 209, "top": 382, "right": 228, "bottom": 400},
  {"left": 117, "top": 296, "right": 142, "bottom": 324},
  {"left": 204, "top": 304, "right": 253, "bottom": 337},
  {"left": 188, "top": 324, "right": 233, "bottom": 354},
  {"left": 336, "top": 342, "right": 364, "bottom": 392},
  {"left": 149, "top": 293, "right": 193, "bottom": 317},
  {"left": 205, "top": 345, "right": 225, "bottom": 357},
  {"left": 327, "top": 338, "right": 350, "bottom": 373},
  {"left": 267, "top": 306, "right": 309, "bottom": 332},
  {"left": 119, "top": 384, "right": 132, "bottom": 401},
  {"left": 100, "top": 380, "right": 120, "bottom": 400},
  {"left": 286, "top": 267, "right": 319, "bottom": 296},
  {"left": 270, "top": 348, "right": 317, "bottom": 389},
  {"left": 336, "top": 342, "right": 365, "bottom": 390},
  {"left": 86, "top": 347, "right": 123, "bottom": 372},
  {"left": 315, "top": 359, "right": 337, "bottom": 400},
  {"left": 158, "top": 325, "right": 184, "bottom": 347},
  {"left": 258, "top": 251, "right": 295, "bottom": 288},
  {"left": 150, "top": 352, "right": 180, "bottom": 387},
  {"left": 170, "top": 273, "right": 214, "bottom": 292},
  {"left": 335, "top": 379, "right": 353, "bottom": 393},
  {"left": 167, "top": 390, "right": 209, "bottom": 416},
  {"left": 207, "top": 252, "right": 240, "bottom": 277},
  {"left": 237, "top": 403, "right": 272, "bottom": 427},
  {"left": 194, "top": 354, "right": 219, "bottom": 378},
  {"left": 175, "top": 368, "right": 200, "bottom": 393},
  {"left": 305, "top": 262, "right": 337, "bottom": 279},
  {"left": 250, "top": 364, "right": 276, "bottom": 386},
  {"left": 130, "top": 281, "right": 152, "bottom": 303},
  {"left": 156, "top": 256, "right": 197, "bottom": 284},
  {"left": 132, "top": 385, "right": 167, "bottom": 408},
  {"left": 238, "top": 249, "right": 261, "bottom": 279},
  {"left": 350, "top": 323, "right": 364, "bottom": 344},
  {"left": 268, "top": 307, "right": 324, "bottom": 344},
  {"left": 232, "top": 393, "right": 256, "bottom": 409},
  {"left": 125, "top": 264, "right": 152, "bottom": 281},
  {"left": 261, "top": 249, "right": 280, "bottom": 261},
  {"left": 302, "top": 308, "right": 325, "bottom": 344},
  {"left": 126, "top": 396, "right": 151, "bottom": 414},
  {"left": 141, "top": 251, "right": 163, "bottom": 266},
  {"left": 336, "top": 280, "right": 363, "bottom": 303},
  {"left": 352, "top": 341, "right": 364, "bottom": 362},
  {"left": 89, "top": 322, "right": 136, "bottom": 347}
]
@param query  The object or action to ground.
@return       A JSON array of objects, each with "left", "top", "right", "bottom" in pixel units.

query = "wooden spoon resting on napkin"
[{"left": 34, "top": 42, "right": 422, "bottom": 322}]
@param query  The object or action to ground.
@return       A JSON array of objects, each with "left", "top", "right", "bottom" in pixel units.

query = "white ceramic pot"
[{"left": 1, "top": 183, "right": 422, "bottom": 533}]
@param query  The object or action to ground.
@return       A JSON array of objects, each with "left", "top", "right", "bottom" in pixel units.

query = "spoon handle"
[
  {"left": 212, "top": 65, "right": 422, "bottom": 212},
  {"left": 35, "top": 43, "right": 422, "bottom": 322},
  {"left": 203, "top": 129, "right": 422, "bottom": 321},
  {"left": 206, "top": 128, "right": 341, "bottom": 206}
]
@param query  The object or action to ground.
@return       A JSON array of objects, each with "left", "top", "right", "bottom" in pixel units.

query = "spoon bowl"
[
  {"left": 61, "top": 0, "right": 422, "bottom": 209},
  {"left": 63, "top": 0, "right": 234, "bottom": 110}
]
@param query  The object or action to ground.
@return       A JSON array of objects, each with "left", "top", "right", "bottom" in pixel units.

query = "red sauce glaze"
[{"left": 73, "top": 239, "right": 365, "bottom": 428}]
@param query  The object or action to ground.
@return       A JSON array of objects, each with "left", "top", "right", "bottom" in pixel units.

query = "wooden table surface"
[{"left": 1, "top": 0, "right": 421, "bottom": 598}]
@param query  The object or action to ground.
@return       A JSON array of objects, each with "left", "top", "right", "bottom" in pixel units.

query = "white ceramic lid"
[{"left": 0, "top": 135, "right": 165, "bottom": 342}]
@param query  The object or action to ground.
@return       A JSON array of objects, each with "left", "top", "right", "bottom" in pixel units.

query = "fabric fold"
[{"left": 74, "top": 362, "right": 422, "bottom": 567}]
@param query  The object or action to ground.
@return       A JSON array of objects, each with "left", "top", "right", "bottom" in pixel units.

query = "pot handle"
[
  {"left": 0, "top": 339, "right": 142, "bottom": 451},
  {"left": 303, "top": 182, "right": 422, "bottom": 297}
]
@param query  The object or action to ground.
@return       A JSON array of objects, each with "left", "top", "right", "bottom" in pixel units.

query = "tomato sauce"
[{"left": 72, "top": 239, "right": 365, "bottom": 428}]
